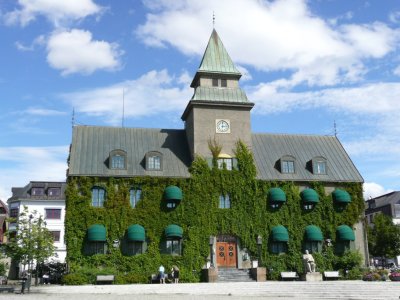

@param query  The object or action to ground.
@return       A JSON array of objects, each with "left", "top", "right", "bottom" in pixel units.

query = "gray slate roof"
[
  {"left": 252, "top": 133, "right": 363, "bottom": 183},
  {"left": 69, "top": 126, "right": 363, "bottom": 183},
  {"left": 8, "top": 181, "right": 66, "bottom": 202},
  {"left": 366, "top": 191, "right": 400, "bottom": 207},
  {"left": 68, "top": 126, "right": 192, "bottom": 178}
]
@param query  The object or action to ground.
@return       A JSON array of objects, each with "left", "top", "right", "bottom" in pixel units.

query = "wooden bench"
[
  {"left": 0, "top": 286, "right": 14, "bottom": 293},
  {"left": 96, "top": 275, "right": 115, "bottom": 285},
  {"left": 280, "top": 272, "right": 299, "bottom": 281},
  {"left": 323, "top": 271, "right": 340, "bottom": 280}
]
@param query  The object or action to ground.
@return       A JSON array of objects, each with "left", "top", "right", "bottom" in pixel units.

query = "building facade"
[
  {"left": 66, "top": 30, "right": 366, "bottom": 282},
  {"left": 7, "top": 181, "right": 66, "bottom": 278}
]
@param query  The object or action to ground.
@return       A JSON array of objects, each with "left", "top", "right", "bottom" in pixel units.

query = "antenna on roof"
[
  {"left": 213, "top": 11, "right": 215, "bottom": 28},
  {"left": 122, "top": 88, "right": 125, "bottom": 128}
]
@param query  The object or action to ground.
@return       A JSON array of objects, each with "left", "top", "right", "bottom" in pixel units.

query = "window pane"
[
  {"left": 316, "top": 161, "right": 326, "bottom": 174},
  {"left": 50, "top": 231, "right": 61, "bottom": 242},
  {"left": 282, "top": 161, "right": 294, "bottom": 173},
  {"left": 90, "top": 242, "right": 105, "bottom": 255},
  {"left": 217, "top": 158, "right": 232, "bottom": 170},
  {"left": 219, "top": 194, "right": 230, "bottom": 209},
  {"left": 221, "top": 79, "right": 227, "bottom": 87},
  {"left": 111, "top": 155, "right": 125, "bottom": 169},
  {"left": 148, "top": 156, "right": 161, "bottom": 170},
  {"left": 130, "top": 188, "right": 142, "bottom": 208},
  {"left": 127, "top": 241, "right": 143, "bottom": 255},
  {"left": 32, "top": 188, "right": 45, "bottom": 196},
  {"left": 45, "top": 209, "right": 61, "bottom": 219},
  {"left": 212, "top": 78, "right": 218, "bottom": 87},
  {"left": 92, "top": 188, "right": 105, "bottom": 207},
  {"left": 48, "top": 188, "right": 61, "bottom": 197},
  {"left": 10, "top": 208, "right": 19, "bottom": 218}
]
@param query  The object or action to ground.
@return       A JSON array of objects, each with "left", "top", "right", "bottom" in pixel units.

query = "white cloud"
[
  {"left": 136, "top": 0, "right": 400, "bottom": 87},
  {"left": 15, "top": 35, "right": 46, "bottom": 51},
  {"left": 0, "top": 146, "right": 68, "bottom": 201},
  {"left": 4, "top": 0, "right": 103, "bottom": 27},
  {"left": 363, "top": 182, "right": 393, "bottom": 200},
  {"left": 46, "top": 29, "right": 121, "bottom": 75},
  {"left": 394, "top": 66, "right": 400, "bottom": 76},
  {"left": 24, "top": 107, "right": 67, "bottom": 116},
  {"left": 62, "top": 69, "right": 192, "bottom": 124}
]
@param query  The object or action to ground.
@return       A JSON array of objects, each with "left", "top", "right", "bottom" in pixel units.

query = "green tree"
[
  {"left": 5, "top": 206, "right": 55, "bottom": 279},
  {"left": 368, "top": 213, "right": 400, "bottom": 264}
]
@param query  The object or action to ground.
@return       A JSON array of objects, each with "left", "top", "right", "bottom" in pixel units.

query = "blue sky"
[{"left": 1, "top": 0, "right": 400, "bottom": 201}]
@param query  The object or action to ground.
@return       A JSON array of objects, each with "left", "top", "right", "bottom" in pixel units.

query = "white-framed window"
[
  {"left": 92, "top": 187, "right": 106, "bottom": 207},
  {"left": 109, "top": 150, "right": 127, "bottom": 169},
  {"left": 146, "top": 151, "right": 162, "bottom": 170},
  {"left": 219, "top": 194, "right": 231, "bottom": 209},
  {"left": 217, "top": 158, "right": 233, "bottom": 170},
  {"left": 166, "top": 239, "right": 181, "bottom": 255},
  {"left": 129, "top": 188, "right": 142, "bottom": 208},
  {"left": 282, "top": 160, "right": 295, "bottom": 173}
]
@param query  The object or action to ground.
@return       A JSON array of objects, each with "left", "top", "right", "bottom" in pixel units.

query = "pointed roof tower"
[
  {"left": 183, "top": 29, "right": 252, "bottom": 117},
  {"left": 190, "top": 29, "right": 242, "bottom": 87}
]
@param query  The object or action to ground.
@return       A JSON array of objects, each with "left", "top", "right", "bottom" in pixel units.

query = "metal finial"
[
  {"left": 334, "top": 120, "right": 337, "bottom": 137},
  {"left": 213, "top": 11, "right": 215, "bottom": 28}
]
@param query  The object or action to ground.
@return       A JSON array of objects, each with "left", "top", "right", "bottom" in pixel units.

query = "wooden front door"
[{"left": 216, "top": 242, "right": 237, "bottom": 267}]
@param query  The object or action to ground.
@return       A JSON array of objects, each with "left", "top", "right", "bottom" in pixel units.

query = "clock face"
[{"left": 216, "top": 119, "right": 230, "bottom": 133}]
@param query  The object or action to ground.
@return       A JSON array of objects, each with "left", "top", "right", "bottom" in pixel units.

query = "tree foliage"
[
  {"left": 368, "top": 213, "right": 400, "bottom": 259},
  {"left": 5, "top": 206, "right": 55, "bottom": 270}
]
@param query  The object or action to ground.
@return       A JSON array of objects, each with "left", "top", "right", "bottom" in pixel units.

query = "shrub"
[{"left": 61, "top": 273, "right": 89, "bottom": 285}]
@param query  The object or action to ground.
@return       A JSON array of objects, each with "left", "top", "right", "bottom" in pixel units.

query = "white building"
[{"left": 7, "top": 181, "right": 66, "bottom": 278}]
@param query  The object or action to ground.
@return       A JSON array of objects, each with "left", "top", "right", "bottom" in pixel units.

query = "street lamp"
[
  {"left": 209, "top": 236, "right": 214, "bottom": 268},
  {"left": 27, "top": 214, "right": 33, "bottom": 292},
  {"left": 257, "top": 235, "right": 262, "bottom": 267}
]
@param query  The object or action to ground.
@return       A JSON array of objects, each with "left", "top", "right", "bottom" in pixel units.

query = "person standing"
[
  {"left": 158, "top": 265, "right": 165, "bottom": 284},
  {"left": 173, "top": 265, "right": 179, "bottom": 283}
]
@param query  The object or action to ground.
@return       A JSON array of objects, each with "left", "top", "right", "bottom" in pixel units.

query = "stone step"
[{"left": 217, "top": 268, "right": 254, "bottom": 282}]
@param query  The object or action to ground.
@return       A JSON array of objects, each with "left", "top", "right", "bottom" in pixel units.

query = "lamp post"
[
  {"left": 209, "top": 236, "right": 214, "bottom": 268},
  {"left": 257, "top": 235, "right": 262, "bottom": 267},
  {"left": 27, "top": 214, "right": 33, "bottom": 292}
]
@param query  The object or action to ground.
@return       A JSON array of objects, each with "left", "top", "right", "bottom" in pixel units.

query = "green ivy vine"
[{"left": 65, "top": 140, "right": 364, "bottom": 283}]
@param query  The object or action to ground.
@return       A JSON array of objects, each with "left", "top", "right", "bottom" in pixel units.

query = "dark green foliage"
[
  {"left": 61, "top": 273, "right": 89, "bottom": 285},
  {"left": 65, "top": 141, "right": 365, "bottom": 282},
  {"left": 368, "top": 213, "right": 400, "bottom": 259}
]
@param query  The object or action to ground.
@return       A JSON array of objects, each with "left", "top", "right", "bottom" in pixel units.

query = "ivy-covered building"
[{"left": 66, "top": 29, "right": 366, "bottom": 282}]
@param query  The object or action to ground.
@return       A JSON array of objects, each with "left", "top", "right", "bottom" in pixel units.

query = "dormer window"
[
  {"left": 110, "top": 150, "right": 127, "bottom": 170},
  {"left": 48, "top": 188, "right": 61, "bottom": 197},
  {"left": 146, "top": 151, "right": 162, "bottom": 170},
  {"left": 31, "top": 187, "right": 45, "bottom": 196},
  {"left": 310, "top": 157, "right": 327, "bottom": 175},
  {"left": 280, "top": 155, "right": 296, "bottom": 174}
]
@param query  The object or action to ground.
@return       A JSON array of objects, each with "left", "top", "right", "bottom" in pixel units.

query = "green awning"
[
  {"left": 305, "top": 225, "right": 323, "bottom": 241},
  {"left": 332, "top": 189, "right": 351, "bottom": 203},
  {"left": 165, "top": 224, "right": 183, "bottom": 238},
  {"left": 164, "top": 186, "right": 183, "bottom": 201},
  {"left": 300, "top": 189, "right": 319, "bottom": 203},
  {"left": 336, "top": 225, "right": 355, "bottom": 241},
  {"left": 268, "top": 188, "right": 286, "bottom": 202},
  {"left": 127, "top": 224, "right": 145, "bottom": 242},
  {"left": 271, "top": 225, "right": 289, "bottom": 242},
  {"left": 87, "top": 224, "right": 106, "bottom": 242}
]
